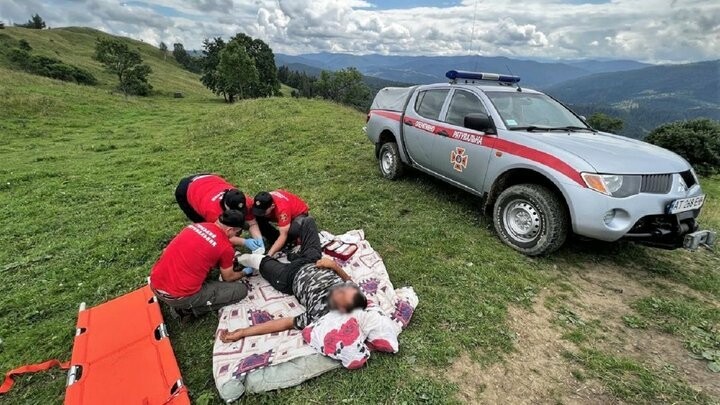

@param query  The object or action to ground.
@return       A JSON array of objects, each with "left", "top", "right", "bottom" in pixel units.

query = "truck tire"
[
  {"left": 378, "top": 142, "right": 405, "bottom": 180},
  {"left": 493, "top": 184, "right": 568, "bottom": 256}
]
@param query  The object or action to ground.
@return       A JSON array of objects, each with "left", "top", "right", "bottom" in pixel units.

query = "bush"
[
  {"left": 587, "top": 112, "right": 624, "bottom": 133},
  {"left": 8, "top": 48, "right": 97, "bottom": 85},
  {"left": 645, "top": 119, "right": 720, "bottom": 176},
  {"left": 18, "top": 39, "right": 32, "bottom": 51}
]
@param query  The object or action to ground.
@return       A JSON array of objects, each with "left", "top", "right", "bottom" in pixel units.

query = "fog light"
[{"left": 603, "top": 209, "right": 616, "bottom": 225}]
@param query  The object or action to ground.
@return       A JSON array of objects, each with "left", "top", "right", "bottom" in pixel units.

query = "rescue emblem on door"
[{"left": 450, "top": 147, "right": 468, "bottom": 172}]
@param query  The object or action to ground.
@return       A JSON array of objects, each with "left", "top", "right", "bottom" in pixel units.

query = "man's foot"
[{"left": 173, "top": 308, "right": 195, "bottom": 324}]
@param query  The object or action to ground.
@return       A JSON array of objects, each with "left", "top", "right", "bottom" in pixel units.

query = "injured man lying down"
[{"left": 219, "top": 217, "right": 368, "bottom": 342}]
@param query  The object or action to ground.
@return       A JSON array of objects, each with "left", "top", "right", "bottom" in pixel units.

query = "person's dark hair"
[
  {"left": 218, "top": 209, "right": 245, "bottom": 228},
  {"left": 350, "top": 287, "right": 368, "bottom": 311}
]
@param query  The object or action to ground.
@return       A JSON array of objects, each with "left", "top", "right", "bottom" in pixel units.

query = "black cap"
[
  {"left": 222, "top": 189, "right": 246, "bottom": 212},
  {"left": 218, "top": 210, "right": 245, "bottom": 228},
  {"left": 252, "top": 192, "right": 273, "bottom": 216}
]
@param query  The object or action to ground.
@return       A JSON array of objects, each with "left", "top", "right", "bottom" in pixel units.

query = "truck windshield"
[{"left": 485, "top": 91, "right": 589, "bottom": 131}]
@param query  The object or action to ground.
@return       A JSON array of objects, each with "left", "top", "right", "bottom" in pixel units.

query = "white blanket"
[{"left": 212, "top": 230, "right": 418, "bottom": 399}]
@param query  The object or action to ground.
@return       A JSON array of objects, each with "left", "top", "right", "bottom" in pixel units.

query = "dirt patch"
[
  {"left": 563, "top": 265, "right": 720, "bottom": 398},
  {"left": 447, "top": 263, "right": 719, "bottom": 403},
  {"left": 448, "top": 294, "right": 615, "bottom": 404}
]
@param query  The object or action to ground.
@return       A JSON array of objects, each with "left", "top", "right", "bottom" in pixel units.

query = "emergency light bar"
[{"left": 446, "top": 70, "right": 521, "bottom": 83}]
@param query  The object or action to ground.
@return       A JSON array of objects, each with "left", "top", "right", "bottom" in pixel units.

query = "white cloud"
[{"left": 0, "top": 0, "right": 718, "bottom": 62}]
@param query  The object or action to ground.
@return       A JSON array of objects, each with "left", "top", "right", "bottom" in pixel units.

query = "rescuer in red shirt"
[
  {"left": 149, "top": 210, "right": 248, "bottom": 318},
  {"left": 174, "top": 173, "right": 264, "bottom": 253},
  {"left": 252, "top": 190, "right": 316, "bottom": 258}
]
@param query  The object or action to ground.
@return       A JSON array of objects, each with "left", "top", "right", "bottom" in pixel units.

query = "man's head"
[
  {"left": 216, "top": 210, "right": 245, "bottom": 237},
  {"left": 328, "top": 283, "right": 367, "bottom": 314},
  {"left": 252, "top": 192, "right": 275, "bottom": 217},
  {"left": 222, "top": 189, "right": 247, "bottom": 212}
]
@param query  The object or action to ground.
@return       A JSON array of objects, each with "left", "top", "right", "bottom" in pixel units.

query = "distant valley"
[{"left": 277, "top": 53, "right": 720, "bottom": 138}]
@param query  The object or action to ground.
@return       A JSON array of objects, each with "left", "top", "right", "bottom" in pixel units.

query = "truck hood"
[{"left": 526, "top": 131, "right": 691, "bottom": 174}]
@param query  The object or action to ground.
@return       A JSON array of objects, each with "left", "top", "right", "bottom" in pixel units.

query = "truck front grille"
[{"left": 641, "top": 174, "right": 672, "bottom": 194}]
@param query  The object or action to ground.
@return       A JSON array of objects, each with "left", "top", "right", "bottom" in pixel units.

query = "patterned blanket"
[{"left": 212, "top": 230, "right": 417, "bottom": 393}]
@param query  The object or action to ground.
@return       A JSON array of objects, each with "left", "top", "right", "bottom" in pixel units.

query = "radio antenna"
[
  {"left": 470, "top": 0, "right": 480, "bottom": 71},
  {"left": 505, "top": 63, "right": 522, "bottom": 92}
]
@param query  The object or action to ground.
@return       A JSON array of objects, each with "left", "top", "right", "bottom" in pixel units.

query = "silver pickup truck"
[{"left": 364, "top": 70, "right": 715, "bottom": 255}]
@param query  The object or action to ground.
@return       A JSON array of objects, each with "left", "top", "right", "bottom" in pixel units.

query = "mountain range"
[
  {"left": 276, "top": 52, "right": 650, "bottom": 88},
  {"left": 277, "top": 53, "right": 719, "bottom": 138}
]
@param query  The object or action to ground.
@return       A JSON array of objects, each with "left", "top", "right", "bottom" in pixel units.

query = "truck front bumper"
[{"left": 565, "top": 179, "right": 715, "bottom": 249}]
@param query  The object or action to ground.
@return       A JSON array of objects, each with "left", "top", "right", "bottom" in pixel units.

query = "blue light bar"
[{"left": 446, "top": 70, "right": 521, "bottom": 83}]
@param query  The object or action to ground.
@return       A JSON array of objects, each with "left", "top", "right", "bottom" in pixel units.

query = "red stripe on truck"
[{"left": 368, "top": 109, "right": 585, "bottom": 186}]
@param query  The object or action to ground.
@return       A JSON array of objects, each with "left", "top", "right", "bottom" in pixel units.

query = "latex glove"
[
  {"left": 244, "top": 238, "right": 265, "bottom": 254},
  {"left": 242, "top": 267, "right": 255, "bottom": 276}
]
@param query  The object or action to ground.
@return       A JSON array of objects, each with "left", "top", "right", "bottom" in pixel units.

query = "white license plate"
[{"left": 667, "top": 195, "right": 705, "bottom": 214}]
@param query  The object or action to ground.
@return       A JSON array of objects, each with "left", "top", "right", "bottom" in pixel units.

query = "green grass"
[
  {"left": 0, "top": 26, "right": 212, "bottom": 98},
  {"left": 564, "top": 349, "right": 715, "bottom": 404},
  {"left": 631, "top": 296, "right": 720, "bottom": 372},
  {"left": 1, "top": 27, "right": 719, "bottom": 404}
]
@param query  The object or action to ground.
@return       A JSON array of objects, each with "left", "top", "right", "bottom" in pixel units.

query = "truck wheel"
[
  {"left": 493, "top": 184, "right": 568, "bottom": 256},
  {"left": 378, "top": 142, "right": 405, "bottom": 180}
]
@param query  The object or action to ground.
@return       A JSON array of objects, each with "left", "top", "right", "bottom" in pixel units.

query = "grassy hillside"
[
  {"left": 0, "top": 26, "right": 213, "bottom": 98},
  {"left": 1, "top": 31, "right": 719, "bottom": 404}
]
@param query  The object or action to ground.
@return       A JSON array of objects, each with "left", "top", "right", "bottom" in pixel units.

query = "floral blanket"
[{"left": 212, "top": 230, "right": 418, "bottom": 394}]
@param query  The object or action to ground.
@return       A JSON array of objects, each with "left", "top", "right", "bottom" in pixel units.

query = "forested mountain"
[
  {"left": 545, "top": 60, "right": 720, "bottom": 138},
  {"left": 276, "top": 53, "right": 650, "bottom": 88}
]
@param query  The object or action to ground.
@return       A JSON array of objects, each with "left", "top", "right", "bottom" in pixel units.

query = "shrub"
[
  {"left": 587, "top": 112, "right": 624, "bottom": 133},
  {"left": 645, "top": 119, "right": 720, "bottom": 176},
  {"left": 8, "top": 48, "right": 97, "bottom": 85},
  {"left": 18, "top": 39, "right": 32, "bottom": 51}
]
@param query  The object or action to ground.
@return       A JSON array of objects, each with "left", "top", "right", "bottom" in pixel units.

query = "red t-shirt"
[
  {"left": 268, "top": 190, "right": 309, "bottom": 227},
  {"left": 150, "top": 223, "right": 235, "bottom": 297},
  {"left": 186, "top": 175, "right": 254, "bottom": 222}
]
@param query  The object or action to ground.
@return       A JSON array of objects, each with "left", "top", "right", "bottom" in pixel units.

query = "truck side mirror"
[{"left": 464, "top": 113, "right": 495, "bottom": 134}]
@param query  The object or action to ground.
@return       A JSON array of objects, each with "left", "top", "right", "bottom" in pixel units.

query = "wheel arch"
[
  {"left": 484, "top": 167, "right": 572, "bottom": 224},
  {"left": 375, "top": 129, "right": 399, "bottom": 158}
]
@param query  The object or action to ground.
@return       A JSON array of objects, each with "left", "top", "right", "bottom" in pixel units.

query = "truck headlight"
[{"left": 581, "top": 173, "right": 641, "bottom": 198}]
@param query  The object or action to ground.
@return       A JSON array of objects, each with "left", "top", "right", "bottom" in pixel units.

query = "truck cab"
[{"left": 365, "top": 70, "right": 715, "bottom": 255}]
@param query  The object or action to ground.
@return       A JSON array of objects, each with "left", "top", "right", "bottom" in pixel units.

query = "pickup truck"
[{"left": 364, "top": 70, "right": 715, "bottom": 255}]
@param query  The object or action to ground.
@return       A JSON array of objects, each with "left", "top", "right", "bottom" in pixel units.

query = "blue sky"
[{"left": 0, "top": 0, "right": 717, "bottom": 62}]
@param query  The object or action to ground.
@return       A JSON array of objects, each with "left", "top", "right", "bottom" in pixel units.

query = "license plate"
[{"left": 667, "top": 195, "right": 705, "bottom": 214}]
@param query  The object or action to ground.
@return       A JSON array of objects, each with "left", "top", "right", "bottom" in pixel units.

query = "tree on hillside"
[
  {"left": 587, "top": 112, "right": 624, "bottom": 133},
  {"left": 94, "top": 38, "right": 153, "bottom": 96},
  {"left": 200, "top": 37, "right": 226, "bottom": 97},
  {"left": 15, "top": 14, "right": 46, "bottom": 29},
  {"left": 227, "top": 33, "right": 280, "bottom": 97},
  {"left": 216, "top": 41, "right": 259, "bottom": 102},
  {"left": 200, "top": 33, "right": 280, "bottom": 99},
  {"left": 173, "top": 42, "right": 201, "bottom": 73},
  {"left": 315, "top": 68, "right": 371, "bottom": 110},
  {"left": 159, "top": 41, "right": 168, "bottom": 60},
  {"left": 645, "top": 119, "right": 720, "bottom": 176}
]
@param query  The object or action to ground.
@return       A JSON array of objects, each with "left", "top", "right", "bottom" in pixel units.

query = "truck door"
[
  {"left": 402, "top": 88, "right": 450, "bottom": 170},
  {"left": 433, "top": 89, "right": 494, "bottom": 192}
]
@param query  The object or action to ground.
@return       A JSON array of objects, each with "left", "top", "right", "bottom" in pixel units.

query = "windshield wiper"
[
  {"left": 551, "top": 126, "right": 597, "bottom": 133},
  {"left": 511, "top": 125, "right": 596, "bottom": 133}
]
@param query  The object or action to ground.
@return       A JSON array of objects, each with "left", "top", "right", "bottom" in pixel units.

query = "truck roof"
[{"left": 420, "top": 81, "right": 543, "bottom": 94}]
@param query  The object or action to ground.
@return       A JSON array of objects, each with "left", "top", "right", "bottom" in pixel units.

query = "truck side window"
[
  {"left": 414, "top": 89, "right": 449, "bottom": 121},
  {"left": 445, "top": 90, "right": 488, "bottom": 128}
]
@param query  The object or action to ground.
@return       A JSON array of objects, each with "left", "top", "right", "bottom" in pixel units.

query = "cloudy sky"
[{"left": 1, "top": 0, "right": 718, "bottom": 63}]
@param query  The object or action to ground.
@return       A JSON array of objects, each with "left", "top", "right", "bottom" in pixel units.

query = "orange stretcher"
[{"left": 64, "top": 285, "right": 190, "bottom": 405}]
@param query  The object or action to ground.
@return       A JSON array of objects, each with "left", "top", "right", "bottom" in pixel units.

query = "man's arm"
[
  {"left": 219, "top": 266, "right": 243, "bottom": 282},
  {"left": 316, "top": 257, "right": 352, "bottom": 281},
  {"left": 267, "top": 224, "right": 289, "bottom": 256},
  {"left": 229, "top": 236, "right": 246, "bottom": 246},
  {"left": 247, "top": 220, "right": 261, "bottom": 240},
  {"left": 219, "top": 317, "right": 294, "bottom": 342}
]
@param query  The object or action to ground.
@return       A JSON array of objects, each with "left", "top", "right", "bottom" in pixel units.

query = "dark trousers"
[
  {"left": 155, "top": 280, "right": 248, "bottom": 316},
  {"left": 257, "top": 215, "right": 321, "bottom": 258},
  {"left": 258, "top": 216, "right": 323, "bottom": 295},
  {"left": 175, "top": 173, "right": 207, "bottom": 223}
]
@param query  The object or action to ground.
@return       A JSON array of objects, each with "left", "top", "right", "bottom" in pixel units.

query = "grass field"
[{"left": 1, "top": 27, "right": 719, "bottom": 405}]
